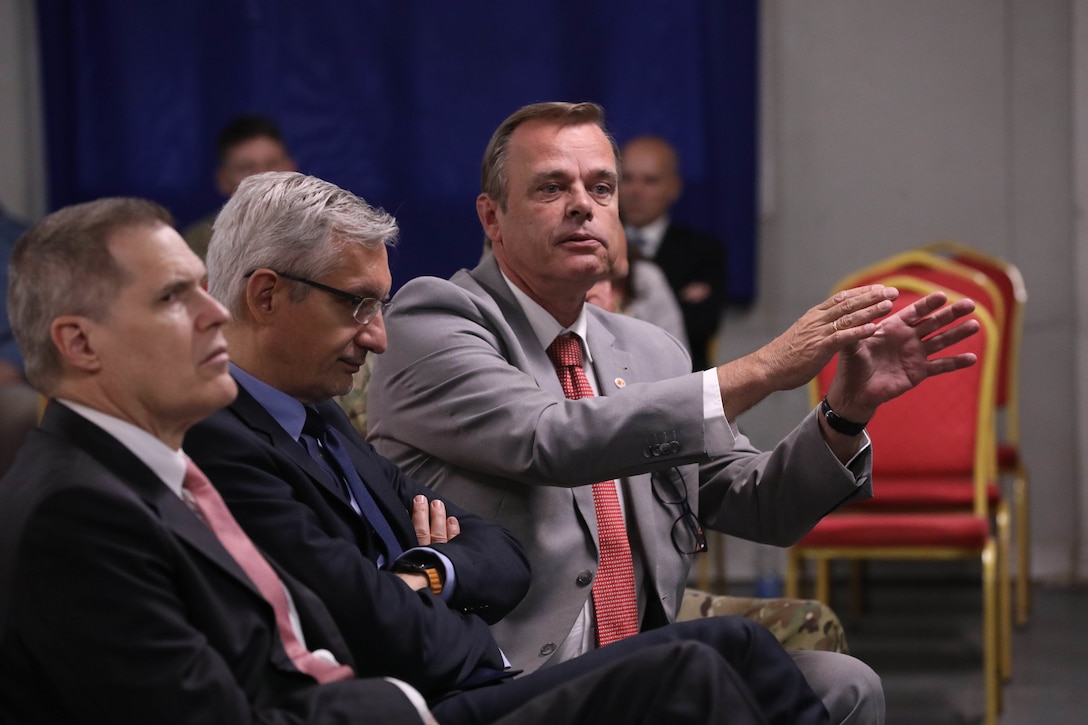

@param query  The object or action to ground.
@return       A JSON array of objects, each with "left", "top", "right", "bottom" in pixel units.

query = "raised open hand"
[{"left": 825, "top": 290, "right": 980, "bottom": 423}]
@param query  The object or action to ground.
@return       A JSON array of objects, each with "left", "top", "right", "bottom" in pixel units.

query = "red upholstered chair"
[
  {"left": 824, "top": 251, "right": 1014, "bottom": 671},
  {"left": 922, "top": 241, "right": 1031, "bottom": 625},
  {"left": 785, "top": 276, "right": 1004, "bottom": 725}
]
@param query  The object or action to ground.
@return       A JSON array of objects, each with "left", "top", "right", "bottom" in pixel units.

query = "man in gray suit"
[{"left": 368, "top": 102, "right": 980, "bottom": 725}]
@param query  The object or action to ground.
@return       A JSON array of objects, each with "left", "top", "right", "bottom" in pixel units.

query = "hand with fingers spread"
[
  {"left": 716, "top": 285, "right": 898, "bottom": 420},
  {"left": 761, "top": 285, "right": 900, "bottom": 391},
  {"left": 825, "top": 290, "right": 979, "bottom": 425}
]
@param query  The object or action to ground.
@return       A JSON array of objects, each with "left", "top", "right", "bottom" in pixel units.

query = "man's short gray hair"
[{"left": 207, "top": 171, "right": 399, "bottom": 318}]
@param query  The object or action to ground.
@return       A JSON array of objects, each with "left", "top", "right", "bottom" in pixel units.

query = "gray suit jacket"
[{"left": 368, "top": 256, "right": 871, "bottom": 674}]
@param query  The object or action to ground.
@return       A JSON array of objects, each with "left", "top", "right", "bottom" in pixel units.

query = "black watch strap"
[
  {"left": 820, "top": 397, "right": 868, "bottom": 436},
  {"left": 393, "top": 558, "right": 444, "bottom": 596}
]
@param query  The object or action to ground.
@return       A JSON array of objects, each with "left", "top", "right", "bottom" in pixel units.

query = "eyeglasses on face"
[
  {"left": 651, "top": 467, "right": 708, "bottom": 556},
  {"left": 244, "top": 269, "right": 391, "bottom": 325}
]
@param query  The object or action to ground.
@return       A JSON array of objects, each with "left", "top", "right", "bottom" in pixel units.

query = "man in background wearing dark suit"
[{"left": 620, "top": 134, "right": 728, "bottom": 369}]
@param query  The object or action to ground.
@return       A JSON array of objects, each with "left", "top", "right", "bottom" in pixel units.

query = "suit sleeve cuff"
[
  {"left": 702, "top": 368, "right": 739, "bottom": 457},
  {"left": 383, "top": 677, "right": 437, "bottom": 725},
  {"left": 398, "top": 547, "right": 456, "bottom": 601}
]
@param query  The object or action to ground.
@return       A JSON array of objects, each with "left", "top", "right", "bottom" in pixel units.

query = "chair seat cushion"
[
  {"left": 849, "top": 477, "right": 1001, "bottom": 509},
  {"left": 798, "top": 512, "right": 990, "bottom": 549}
]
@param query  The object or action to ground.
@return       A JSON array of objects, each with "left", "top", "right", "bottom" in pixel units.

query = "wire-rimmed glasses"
[
  {"left": 651, "top": 467, "right": 707, "bottom": 555},
  {"left": 244, "top": 269, "right": 391, "bottom": 325}
]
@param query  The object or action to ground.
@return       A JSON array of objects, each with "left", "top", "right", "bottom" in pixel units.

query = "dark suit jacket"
[
  {"left": 0, "top": 402, "right": 419, "bottom": 725},
  {"left": 653, "top": 223, "right": 727, "bottom": 369},
  {"left": 184, "top": 386, "right": 529, "bottom": 698}
]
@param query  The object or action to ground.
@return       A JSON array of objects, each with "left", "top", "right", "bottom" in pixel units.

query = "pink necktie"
[
  {"left": 546, "top": 333, "right": 640, "bottom": 646},
  {"left": 182, "top": 459, "right": 354, "bottom": 683}
]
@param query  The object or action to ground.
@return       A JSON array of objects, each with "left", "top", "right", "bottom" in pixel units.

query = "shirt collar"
[
  {"left": 625, "top": 214, "right": 670, "bottom": 258},
  {"left": 230, "top": 362, "right": 309, "bottom": 441},
  {"left": 58, "top": 399, "right": 188, "bottom": 498},
  {"left": 498, "top": 267, "right": 593, "bottom": 364}
]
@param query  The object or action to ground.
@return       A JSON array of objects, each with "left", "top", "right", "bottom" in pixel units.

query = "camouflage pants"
[{"left": 676, "top": 588, "right": 850, "bottom": 655}]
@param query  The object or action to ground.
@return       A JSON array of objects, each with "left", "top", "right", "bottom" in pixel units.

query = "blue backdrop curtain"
[{"left": 36, "top": 0, "right": 758, "bottom": 304}]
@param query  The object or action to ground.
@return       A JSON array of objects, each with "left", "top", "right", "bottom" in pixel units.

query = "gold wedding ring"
[{"left": 832, "top": 319, "right": 840, "bottom": 332}]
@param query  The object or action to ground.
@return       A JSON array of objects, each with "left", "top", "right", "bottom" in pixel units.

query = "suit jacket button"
[
  {"left": 576, "top": 569, "right": 594, "bottom": 587},
  {"left": 540, "top": 643, "right": 557, "bottom": 656},
  {"left": 669, "top": 440, "right": 681, "bottom": 454}
]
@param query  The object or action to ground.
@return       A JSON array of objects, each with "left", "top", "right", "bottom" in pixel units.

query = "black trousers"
[{"left": 432, "top": 617, "right": 829, "bottom": 725}]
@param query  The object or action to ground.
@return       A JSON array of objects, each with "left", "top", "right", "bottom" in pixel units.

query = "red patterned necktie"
[
  {"left": 182, "top": 459, "right": 354, "bottom": 683},
  {"left": 546, "top": 333, "right": 640, "bottom": 646}
]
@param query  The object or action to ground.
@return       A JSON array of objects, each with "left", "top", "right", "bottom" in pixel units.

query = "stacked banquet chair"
[
  {"left": 784, "top": 270, "right": 1006, "bottom": 725},
  {"left": 922, "top": 241, "right": 1031, "bottom": 626},
  {"left": 805, "top": 249, "right": 1015, "bottom": 674}
]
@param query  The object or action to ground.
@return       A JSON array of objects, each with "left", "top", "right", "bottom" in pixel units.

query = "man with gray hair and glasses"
[{"left": 184, "top": 170, "right": 836, "bottom": 724}]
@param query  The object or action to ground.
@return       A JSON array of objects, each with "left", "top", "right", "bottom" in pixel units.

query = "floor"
[{"left": 824, "top": 567, "right": 1088, "bottom": 724}]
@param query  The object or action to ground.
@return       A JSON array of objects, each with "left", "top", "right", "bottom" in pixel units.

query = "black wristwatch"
[
  {"left": 819, "top": 397, "right": 868, "bottom": 436},
  {"left": 392, "top": 557, "right": 444, "bottom": 596}
]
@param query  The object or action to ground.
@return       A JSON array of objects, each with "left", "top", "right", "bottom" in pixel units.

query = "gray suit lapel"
[
  {"left": 467, "top": 257, "right": 571, "bottom": 401},
  {"left": 467, "top": 258, "right": 598, "bottom": 537}
]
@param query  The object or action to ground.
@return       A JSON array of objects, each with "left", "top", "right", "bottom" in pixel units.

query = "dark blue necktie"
[{"left": 301, "top": 407, "right": 403, "bottom": 562}]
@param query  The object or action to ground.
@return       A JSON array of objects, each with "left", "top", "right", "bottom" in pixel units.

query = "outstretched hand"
[
  {"left": 826, "top": 290, "right": 980, "bottom": 424},
  {"left": 716, "top": 284, "right": 979, "bottom": 426},
  {"left": 719, "top": 285, "right": 897, "bottom": 420}
]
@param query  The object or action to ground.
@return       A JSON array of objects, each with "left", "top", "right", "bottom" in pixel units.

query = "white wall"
[
  {"left": 1073, "top": 0, "right": 1088, "bottom": 582},
  {"left": 723, "top": 0, "right": 1082, "bottom": 584},
  {"left": 0, "top": 0, "right": 44, "bottom": 221}
]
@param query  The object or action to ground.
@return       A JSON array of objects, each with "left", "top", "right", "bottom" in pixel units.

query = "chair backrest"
[
  {"left": 921, "top": 241, "right": 1026, "bottom": 441},
  {"left": 834, "top": 250, "right": 1005, "bottom": 343},
  {"left": 810, "top": 275, "right": 999, "bottom": 515}
]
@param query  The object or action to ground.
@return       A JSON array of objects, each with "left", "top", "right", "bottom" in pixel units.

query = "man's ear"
[
  {"left": 50, "top": 316, "right": 101, "bottom": 374},
  {"left": 244, "top": 269, "right": 281, "bottom": 325},
  {"left": 476, "top": 194, "right": 503, "bottom": 249}
]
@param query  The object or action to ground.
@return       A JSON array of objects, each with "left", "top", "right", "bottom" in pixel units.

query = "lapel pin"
[{"left": 614, "top": 377, "right": 626, "bottom": 388}]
